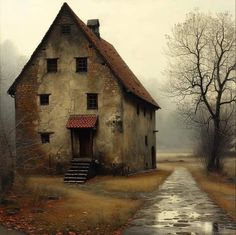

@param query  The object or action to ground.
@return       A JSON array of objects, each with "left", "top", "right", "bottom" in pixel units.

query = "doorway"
[
  {"left": 71, "top": 129, "right": 93, "bottom": 158},
  {"left": 151, "top": 146, "right": 156, "bottom": 169}
]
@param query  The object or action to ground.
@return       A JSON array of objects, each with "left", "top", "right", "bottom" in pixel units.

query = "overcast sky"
[
  {"left": 0, "top": 0, "right": 234, "bottom": 151},
  {"left": 0, "top": 0, "right": 234, "bottom": 84}
]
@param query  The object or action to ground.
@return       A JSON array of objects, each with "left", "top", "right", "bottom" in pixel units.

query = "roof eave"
[{"left": 126, "top": 89, "right": 160, "bottom": 110}]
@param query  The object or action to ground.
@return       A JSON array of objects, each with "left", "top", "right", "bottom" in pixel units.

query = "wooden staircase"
[{"left": 64, "top": 158, "right": 94, "bottom": 184}]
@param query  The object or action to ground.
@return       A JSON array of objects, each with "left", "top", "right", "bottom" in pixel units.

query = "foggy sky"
[
  {"left": 0, "top": 0, "right": 234, "bottom": 151},
  {"left": 0, "top": 0, "right": 234, "bottom": 83}
]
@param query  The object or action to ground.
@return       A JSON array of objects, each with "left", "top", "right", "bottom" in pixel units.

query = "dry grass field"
[
  {"left": 88, "top": 168, "right": 170, "bottom": 193},
  {"left": 0, "top": 168, "right": 171, "bottom": 235}
]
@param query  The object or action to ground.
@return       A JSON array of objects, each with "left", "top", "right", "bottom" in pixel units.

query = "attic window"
[
  {"left": 40, "top": 133, "right": 50, "bottom": 144},
  {"left": 47, "top": 59, "right": 58, "bottom": 72},
  {"left": 76, "top": 57, "right": 88, "bottom": 72},
  {"left": 61, "top": 24, "right": 71, "bottom": 34}
]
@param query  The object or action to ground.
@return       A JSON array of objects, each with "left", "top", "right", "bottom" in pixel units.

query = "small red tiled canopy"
[{"left": 66, "top": 115, "right": 97, "bottom": 128}]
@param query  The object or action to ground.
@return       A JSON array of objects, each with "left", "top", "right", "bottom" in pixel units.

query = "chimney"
[{"left": 87, "top": 19, "right": 100, "bottom": 38}]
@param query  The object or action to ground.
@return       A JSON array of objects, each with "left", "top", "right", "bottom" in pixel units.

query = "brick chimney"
[{"left": 87, "top": 19, "right": 100, "bottom": 38}]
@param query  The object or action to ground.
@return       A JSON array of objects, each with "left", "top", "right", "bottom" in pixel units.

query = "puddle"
[
  {"left": 155, "top": 210, "right": 179, "bottom": 221},
  {"left": 188, "top": 211, "right": 200, "bottom": 219}
]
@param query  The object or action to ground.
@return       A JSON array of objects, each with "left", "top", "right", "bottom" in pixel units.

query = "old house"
[{"left": 8, "top": 3, "right": 160, "bottom": 183}]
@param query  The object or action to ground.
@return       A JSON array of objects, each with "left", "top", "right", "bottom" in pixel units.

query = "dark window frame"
[
  {"left": 61, "top": 24, "right": 71, "bottom": 34},
  {"left": 76, "top": 57, "right": 88, "bottom": 72},
  {"left": 87, "top": 93, "right": 98, "bottom": 110},
  {"left": 143, "top": 107, "right": 146, "bottom": 116},
  {"left": 47, "top": 58, "right": 58, "bottom": 73},
  {"left": 137, "top": 104, "right": 140, "bottom": 115},
  {"left": 145, "top": 135, "right": 148, "bottom": 146},
  {"left": 39, "top": 94, "right": 50, "bottom": 106},
  {"left": 40, "top": 133, "right": 50, "bottom": 144}
]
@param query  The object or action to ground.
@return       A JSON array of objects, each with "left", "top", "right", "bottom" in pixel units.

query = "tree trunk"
[{"left": 207, "top": 118, "right": 220, "bottom": 171}]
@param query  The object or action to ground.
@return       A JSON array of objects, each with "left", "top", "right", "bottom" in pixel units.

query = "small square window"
[
  {"left": 150, "top": 110, "right": 152, "bottom": 120},
  {"left": 41, "top": 133, "right": 50, "bottom": 144},
  {"left": 47, "top": 58, "right": 58, "bottom": 72},
  {"left": 145, "top": 135, "right": 148, "bottom": 146},
  {"left": 87, "top": 93, "right": 98, "bottom": 109},
  {"left": 61, "top": 25, "right": 71, "bottom": 34},
  {"left": 137, "top": 104, "right": 140, "bottom": 115},
  {"left": 39, "top": 94, "right": 50, "bottom": 105},
  {"left": 76, "top": 57, "right": 87, "bottom": 72}
]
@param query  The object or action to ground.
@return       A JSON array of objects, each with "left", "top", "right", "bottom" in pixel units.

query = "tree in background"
[
  {"left": 0, "top": 41, "right": 27, "bottom": 195},
  {"left": 165, "top": 11, "right": 235, "bottom": 171}
]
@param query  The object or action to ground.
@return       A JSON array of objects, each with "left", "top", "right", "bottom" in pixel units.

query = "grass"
[
  {"left": 189, "top": 166, "right": 236, "bottom": 220},
  {"left": 0, "top": 168, "right": 171, "bottom": 235},
  {"left": 34, "top": 189, "right": 140, "bottom": 234},
  {"left": 88, "top": 169, "right": 171, "bottom": 192}
]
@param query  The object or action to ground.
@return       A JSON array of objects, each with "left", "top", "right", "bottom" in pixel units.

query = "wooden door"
[
  {"left": 79, "top": 129, "right": 93, "bottom": 158},
  {"left": 151, "top": 146, "right": 156, "bottom": 169},
  {"left": 71, "top": 129, "right": 80, "bottom": 157}
]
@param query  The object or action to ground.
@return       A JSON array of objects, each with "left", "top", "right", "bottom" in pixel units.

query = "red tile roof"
[
  {"left": 8, "top": 3, "right": 159, "bottom": 109},
  {"left": 66, "top": 115, "right": 97, "bottom": 129}
]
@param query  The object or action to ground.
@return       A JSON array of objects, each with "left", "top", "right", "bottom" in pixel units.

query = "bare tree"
[{"left": 165, "top": 11, "right": 236, "bottom": 171}]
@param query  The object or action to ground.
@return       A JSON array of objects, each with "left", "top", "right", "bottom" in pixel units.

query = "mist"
[{"left": 0, "top": 40, "right": 27, "bottom": 140}]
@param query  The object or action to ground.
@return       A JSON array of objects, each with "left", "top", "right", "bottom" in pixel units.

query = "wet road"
[{"left": 124, "top": 168, "right": 236, "bottom": 235}]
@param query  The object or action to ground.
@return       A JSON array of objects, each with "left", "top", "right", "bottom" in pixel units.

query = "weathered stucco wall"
[
  {"left": 15, "top": 9, "right": 124, "bottom": 172},
  {"left": 14, "top": 7, "right": 157, "bottom": 174},
  {"left": 122, "top": 94, "right": 156, "bottom": 172}
]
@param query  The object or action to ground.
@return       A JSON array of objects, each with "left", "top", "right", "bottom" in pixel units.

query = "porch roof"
[{"left": 66, "top": 115, "right": 97, "bottom": 129}]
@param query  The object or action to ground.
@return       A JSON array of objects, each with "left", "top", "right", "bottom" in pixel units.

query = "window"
[
  {"left": 76, "top": 57, "right": 87, "bottom": 72},
  {"left": 87, "top": 93, "right": 98, "bottom": 109},
  {"left": 143, "top": 107, "right": 146, "bottom": 116},
  {"left": 137, "top": 104, "right": 140, "bottom": 115},
  {"left": 39, "top": 94, "right": 50, "bottom": 105},
  {"left": 41, "top": 133, "right": 50, "bottom": 144},
  {"left": 145, "top": 135, "right": 148, "bottom": 146},
  {"left": 61, "top": 24, "right": 71, "bottom": 34},
  {"left": 150, "top": 110, "right": 153, "bottom": 120},
  {"left": 47, "top": 58, "right": 58, "bottom": 72}
]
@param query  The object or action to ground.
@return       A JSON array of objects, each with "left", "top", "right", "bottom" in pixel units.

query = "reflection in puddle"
[
  {"left": 156, "top": 210, "right": 179, "bottom": 221},
  {"left": 196, "top": 222, "right": 213, "bottom": 233},
  {"left": 188, "top": 211, "right": 200, "bottom": 219}
]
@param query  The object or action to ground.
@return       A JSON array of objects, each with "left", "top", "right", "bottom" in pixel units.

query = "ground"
[
  {"left": 0, "top": 169, "right": 170, "bottom": 235},
  {"left": 0, "top": 154, "right": 235, "bottom": 235},
  {"left": 124, "top": 167, "right": 236, "bottom": 234}
]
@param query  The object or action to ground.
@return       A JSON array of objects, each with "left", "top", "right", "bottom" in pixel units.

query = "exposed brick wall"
[{"left": 15, "top": 61, "right": 48, "bottom": 173}]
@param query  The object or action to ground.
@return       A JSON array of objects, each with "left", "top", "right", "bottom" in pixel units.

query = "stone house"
[{"left": 8, "top": 3, "right": 160, "bottom": 182}]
